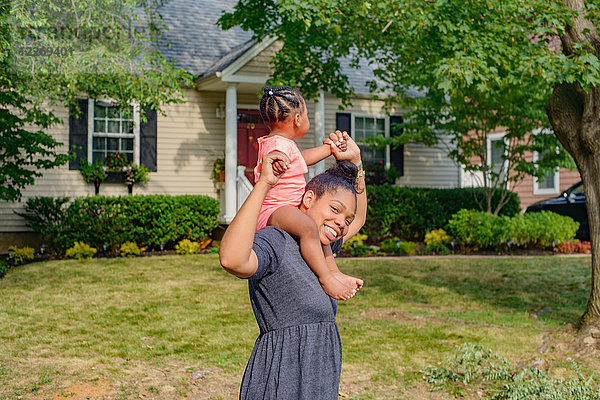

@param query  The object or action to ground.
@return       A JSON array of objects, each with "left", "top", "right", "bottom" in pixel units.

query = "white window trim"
[
  {"left": 486, "top": 132, "right": 509, "bottom": 189},
  {"left": 532, "top": 129, "right": 560, "bottom": 195},
  {"left": 350, "top": 113, "right": 390, "bottom": 168},
  {"left": 87, "top": 99, "right": 140, "bottom": 165}
]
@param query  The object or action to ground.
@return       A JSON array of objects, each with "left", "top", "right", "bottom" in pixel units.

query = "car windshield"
[{"left": 569, "top": 182, "right": 584, "bottom": 196}]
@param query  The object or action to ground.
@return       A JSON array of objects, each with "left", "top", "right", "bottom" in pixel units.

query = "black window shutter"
[
  {"left": 68, "top": 99, "right": 88, "bottom": 170},
  {"left": 390, "top": 115, "right": 404, "bottom": 177},
  {"left": 335, "top": 113, "right": 351, "bottom": 134},
  {"left": 140, "top": 108, "right": 157, "bottom": 172}
]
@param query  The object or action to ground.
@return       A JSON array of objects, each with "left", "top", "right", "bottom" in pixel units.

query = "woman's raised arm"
[
  {"left": 219, "top": 152, "right": 291, "bottom": 278},
  {"left": 326, "top": 131, "right": 366, "bottom": 241}
]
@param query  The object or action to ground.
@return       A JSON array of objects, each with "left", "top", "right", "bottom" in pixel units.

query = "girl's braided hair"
[{"left": 259, "top": 86, "right": 305, "bottom": 127}]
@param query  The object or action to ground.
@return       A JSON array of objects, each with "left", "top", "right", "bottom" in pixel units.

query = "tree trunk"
[{"left": 547, "top": 0, "right": 600, "bottom": 330}]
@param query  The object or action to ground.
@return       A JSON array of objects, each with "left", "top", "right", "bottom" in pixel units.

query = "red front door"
[{"left": 237, "top": 109, "right": 269, "bottom": 184}]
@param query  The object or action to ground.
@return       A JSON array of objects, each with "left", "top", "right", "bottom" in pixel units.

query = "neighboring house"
[
  {"left": 1, "top": 0, "right": 570, "bottom": 251},
  {"left": 460, "top": 127, "right": 581, "bottom": 209}
]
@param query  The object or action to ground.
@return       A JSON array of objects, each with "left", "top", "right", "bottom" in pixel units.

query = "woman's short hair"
[{"left": 305, "top": 161, "right": 361, "bottom": 199}]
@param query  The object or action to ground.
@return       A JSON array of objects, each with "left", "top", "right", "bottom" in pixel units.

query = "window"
[
  {"left": 352, "top": 115, "right": 387, "bottom": 165},
  {"left": 486, "top": 133, "right": 508, "bottom": 184},
  {"left": 533, "top": 149, "right": 559, "bottom": 195},
  {"left": 89, "top": 99, "right": 140, "bottom": 164}
]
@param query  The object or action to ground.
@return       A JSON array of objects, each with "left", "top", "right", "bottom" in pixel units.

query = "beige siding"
[
  {"left": 236, "top": 42, "right": 281, "bottom": 76},
  {"left": 321, "top": 95, "right": 460, "bottom": 188},
  {"left": 1, "top": 88, "right": 226, "bottom": 233}
]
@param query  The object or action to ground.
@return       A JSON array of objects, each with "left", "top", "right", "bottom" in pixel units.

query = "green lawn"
[{"left": 0, "top": 254, "right": 594, "bottom": 399}]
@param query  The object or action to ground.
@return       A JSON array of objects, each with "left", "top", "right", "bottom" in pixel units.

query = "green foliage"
[
  {"left": 510, "top": 211, "right": 579, "bottom": 249},
  {"left": 448, "top": 209, "right": 578, "bottom": 250},
  {"left": 0, "top": 259, "right": 7, "bottom": 278},
  {"left": 175, "top": 239, "right": 200, "bottom": 255},
  {"left": 123, "top": 163, "right": 150, "bottom": 186},
  {"left": 1, "top": 0, "right": 192, "bottom": 201},
  {"left": 364, "top": 185, "right": 519, "bottom": 242},
  {"left": 380, "top": 237, "right": 401, "bottom": 254},
  {"left": 219, "top": 0, "right": 578, "bottom": 215},
  {"left": 448, "top": 210, "right": 511, "bottom": 251},
  {"left": 119, "top": 241, "right": 143, "bottom": 257},
  {"left": 424, "top": 343, "right": 600, "bottom": 400},
  {"left": 20, "top": 195, "right": 220, "bottom": 255},
  {"left": 425, "top": 229, "right": 451, "bottom": 247},
  {"left": 16, "top": 197, "right": 71, "bottom": 254},
  {"left": 420, "top": 243, "right": 452, "bottom": 256},
  {"left": 0, "top": 74, "right": 73, "bottom": 202},
  {"left": 7, "top": 246, "right": 35, "bottom": 264},
  {"left": 65, "top": 242, "right": 97, "bottom": 260},
  {"left": 397, "top": 241, "right": 418, "bottom": 256},
  {"left": 350, "top": 245, "right": 372, "bottom": 257},
  {"left": 341, "top": 232, "right": 368, "bottom": 251},
  {"left": 211, "top": 158, "right": 225, "bottom": 183},
  {"left": 79, "top": 159, "right": 108, "bottom": 194},
  {"left": 380, "top": 238, "right": 418, "bottom": 255},
  {"left": 207, "top": 246, "right": 219, "bottom": 254},
  {"left": 104, "top": 152, "right": 128, "bottom": 171}
]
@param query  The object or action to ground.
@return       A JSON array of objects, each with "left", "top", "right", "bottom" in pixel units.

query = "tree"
[
  {"left": 0, "top": 0, "right": 192, "bottom": 202},
  {"left": 221, "top": 0, "right": 600, "bottom": 330}
]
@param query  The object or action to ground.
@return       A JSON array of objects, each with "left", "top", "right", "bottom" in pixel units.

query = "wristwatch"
[{"left": 355, "top": 161, "right": 365, "bottom": 178}]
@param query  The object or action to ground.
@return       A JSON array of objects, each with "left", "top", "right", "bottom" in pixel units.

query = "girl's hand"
[
  {"left": 328, "top": 130, "right": 361, "bottom": 165},
  {"left": 258, "top": 151, "right": 291, "bottom": 186}
]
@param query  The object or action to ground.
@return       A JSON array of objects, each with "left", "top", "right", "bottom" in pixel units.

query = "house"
[{"left": 0, "top": 0, "right": 578, "bottom": 252}]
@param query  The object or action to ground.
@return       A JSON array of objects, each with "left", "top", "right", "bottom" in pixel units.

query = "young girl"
[{"left": 254, "top": 86, "right": 363, "bottom": 300}]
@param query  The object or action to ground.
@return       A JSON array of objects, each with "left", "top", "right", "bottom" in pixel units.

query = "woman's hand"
[
  {"left": 258, "top": 151, "right": 291, "bottom": 187},
  {"left": 325, "top": 131, "right": 361, "bottom": 165}
]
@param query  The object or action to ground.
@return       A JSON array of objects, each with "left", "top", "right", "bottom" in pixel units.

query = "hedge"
[
  {"left": 363, "top": 186, "right": 520, "bottom": 242},
  {"left": 18, "top": 195, "right": 220, "bottom": 254}
]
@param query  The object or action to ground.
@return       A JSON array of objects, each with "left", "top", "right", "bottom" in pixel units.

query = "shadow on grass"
[{"left": 341, "top": 256, "right": 591, "bottom": 325}]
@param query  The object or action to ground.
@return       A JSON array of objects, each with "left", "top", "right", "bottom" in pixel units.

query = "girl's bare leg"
[
  {"left": 322, "top": 244, "right": 363, "bottom": 290},
  {"left": 268, "top": 206, "right": 356, "bottom": 300}
]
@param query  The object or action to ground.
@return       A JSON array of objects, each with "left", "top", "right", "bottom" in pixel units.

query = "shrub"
[
  {"left": 120, "top": 241, "right": 144, "bottom": 257},
  {"left": 555, "top": 241, "right": 591, "bottom": 254},
  {"left": 364, "top": 186, "right": 519, "bottom": 242},
  {"left": 16, "top": 197, "right": 71, "bottom": 254},
  {"left": 447, "top": 209, "right": 510, "bottom": 251},
  {"left": 0, "top": 260, "right": 8, "bottom": 278},
  {"left": 423, "top": 343, "right": 600, "bottom": 400},
  {"left": 207, "top": 246, "right": 219, "bottom": 254},
  {"left": 341, "top": 233, "right": 368, "bottom": 251},
  {"left": 65, "top": 242, "right": 97, "bottom": 260},
  {"left": 509, "top": 211, "right": 578, "bottom": 249},
  {"left": 420, "top": 243, "right": 452, "bottom": 255},
  {"left": 20, "top": 195, "right": 220, "bottom": 254},
  {"left": 175, "top": 239, "right": 200, "bottom": 255},
  {"left": 8, "top": 246, "right": 35, "bottom": 264},
  {"left": 448, "top": 209, "right": 579, "bottom": 251},
  {"left": 350, "top": 245, "right": 372, "bottom": 257},
  {"left": 380, "top": 237, "right": 402, "bottom": 254},
  {"left": 424, "top": 229, "right": 451, "bottom": 247},
  {"left": 397, "top": 241, "right": 418, "bottom": 255}
]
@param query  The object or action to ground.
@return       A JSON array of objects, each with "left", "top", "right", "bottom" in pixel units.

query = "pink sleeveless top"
[{"left": 254, "top": 135, "right": 308, "bottom": 230}]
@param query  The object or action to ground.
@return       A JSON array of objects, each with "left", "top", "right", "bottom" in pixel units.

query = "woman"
[{"left": 219, "top": 133, "right": 366, "bottom": 399}]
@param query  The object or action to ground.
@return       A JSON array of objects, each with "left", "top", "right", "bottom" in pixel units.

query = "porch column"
[
  {"left": 313, "top": 90, "right": 326, "bottom": 175},
  {"left": 224, "top": 84, "right": 238, "bottom": 223}
]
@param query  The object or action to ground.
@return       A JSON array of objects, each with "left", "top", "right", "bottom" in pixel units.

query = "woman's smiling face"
[{"left": 301, "top": 188, "right": 357, "bottom": 245}]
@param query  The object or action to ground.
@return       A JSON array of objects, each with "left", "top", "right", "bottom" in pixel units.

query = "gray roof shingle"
[
  {"left": 158, "top": 0, "right": 406, "bottom": 96},
  {"left": 157, "top": 0, "right": 253, "bottom": 77}
]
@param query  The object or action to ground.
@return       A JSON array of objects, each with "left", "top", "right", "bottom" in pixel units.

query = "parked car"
[{"left": 525, "top": 181, "right": 589, "bottom": 241}]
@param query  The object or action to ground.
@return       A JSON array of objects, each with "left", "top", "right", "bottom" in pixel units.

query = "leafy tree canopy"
[{"left": 0, "top": 0, "right": 192, "bottom": 202}]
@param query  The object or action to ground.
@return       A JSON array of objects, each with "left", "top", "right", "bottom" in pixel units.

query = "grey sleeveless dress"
[{"left": 239, "top": 227, "right": 344, "bottom": 400}]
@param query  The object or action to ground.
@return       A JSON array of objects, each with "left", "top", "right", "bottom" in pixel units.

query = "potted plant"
[
  {"left": 79, "top": 159, "right": 108, "bottom": 195},
  {"left": 123, "top": 163, "right": 150, "bottom": 194},
  {"left": 105, "top": 152, "right": 128, "bottom": 181},
  {"left": 211, "top": 158, "right": 225, "bottom": 184}
]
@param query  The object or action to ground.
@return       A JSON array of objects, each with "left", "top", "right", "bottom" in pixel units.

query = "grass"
[{"left": 0, "top": 254, "right": 594, "bottom": 399}]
